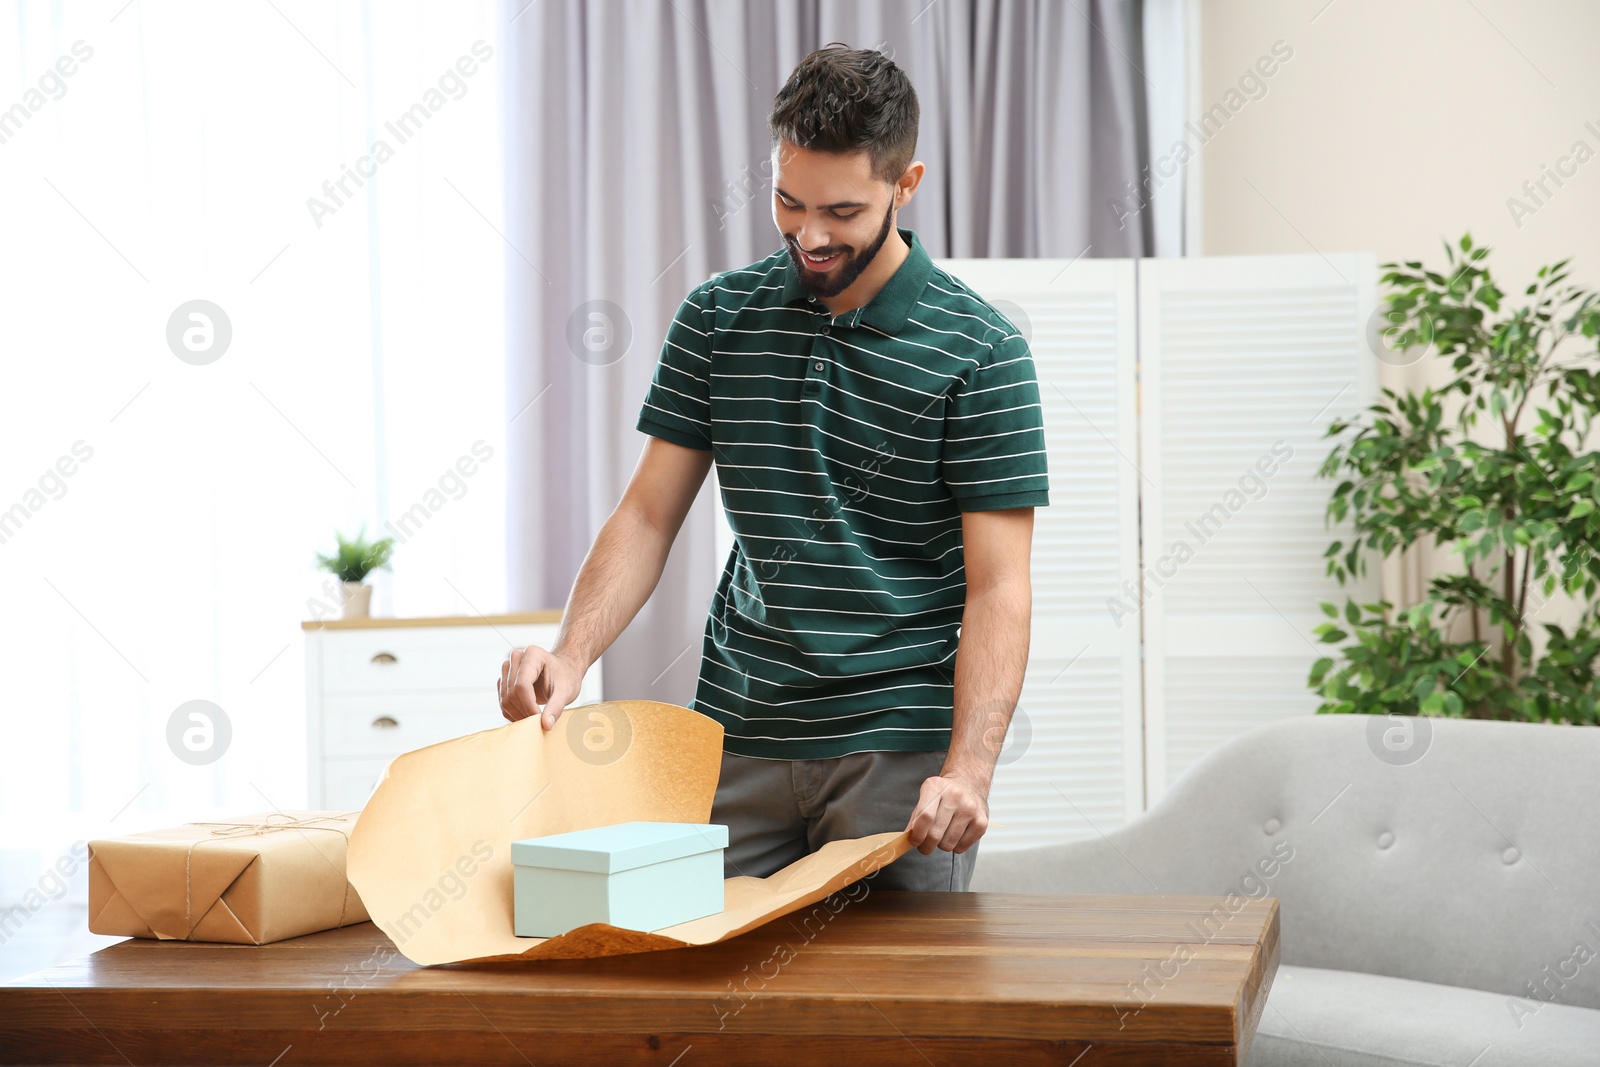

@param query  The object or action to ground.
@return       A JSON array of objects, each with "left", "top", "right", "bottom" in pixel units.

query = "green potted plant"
[
  {"left": 1308, "top": 232, "right": 1600, "bottom": 723},
  {"left": 313, "top": 525, "right": 396, "bottom": 619}
]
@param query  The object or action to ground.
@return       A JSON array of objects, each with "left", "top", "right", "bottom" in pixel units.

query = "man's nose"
[{"left": 796, "top": 219, "right": 833, "bottom": 253}]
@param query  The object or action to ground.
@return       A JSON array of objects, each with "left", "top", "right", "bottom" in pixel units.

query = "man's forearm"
[
  {"left": 549, "top": 506, "right": 675, "bottom": 671},
  {"left": 942, "top": 579, "right": 1032, "bottom": 792}
]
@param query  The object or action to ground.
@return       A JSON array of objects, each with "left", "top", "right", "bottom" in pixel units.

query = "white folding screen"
[
  {"left": 709, "top": 252, "right": 1377, "bottom": 846},
  {"left": 1138, "top": 254, "right": 1378, "bottom": 801}
]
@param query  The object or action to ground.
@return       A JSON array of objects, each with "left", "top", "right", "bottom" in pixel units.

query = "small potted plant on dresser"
[{"left": 314, "top": 526, "right": 396, "bottom": 619}]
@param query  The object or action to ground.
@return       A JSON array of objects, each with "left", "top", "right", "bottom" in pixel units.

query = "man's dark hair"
[{"left": 768, "top": 43, "right": 919, "bottom": 185}]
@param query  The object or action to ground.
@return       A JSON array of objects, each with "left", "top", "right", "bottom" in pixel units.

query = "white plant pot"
[{"left": 340, "top": 581, "right": 373, "bottom": 619}]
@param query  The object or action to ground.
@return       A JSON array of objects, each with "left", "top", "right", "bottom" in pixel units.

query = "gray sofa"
[{"left": 971, "top": 714, "right": 1600, "bottom": 1064}]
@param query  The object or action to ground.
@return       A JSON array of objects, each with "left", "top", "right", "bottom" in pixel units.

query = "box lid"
[{"left": 510, "top": 821, "right": 728, "bottom": 874}]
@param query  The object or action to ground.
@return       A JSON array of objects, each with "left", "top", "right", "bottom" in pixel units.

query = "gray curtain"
[{"left": 504, "top": 0, "right": 1154, "bottom": 705}]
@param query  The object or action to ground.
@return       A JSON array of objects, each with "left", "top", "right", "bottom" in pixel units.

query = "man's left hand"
[{"left": 905, "top": 771, "right": 990, "bottom": 854}]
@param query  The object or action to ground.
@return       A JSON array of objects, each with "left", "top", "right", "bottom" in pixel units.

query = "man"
[{"left": 499, "top": 44, "right": 1048, "bottom": 892}]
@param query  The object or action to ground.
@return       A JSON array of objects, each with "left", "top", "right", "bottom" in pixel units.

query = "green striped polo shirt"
[{"left": 636, "top": 226, "right": 1050, "bottom": 760}]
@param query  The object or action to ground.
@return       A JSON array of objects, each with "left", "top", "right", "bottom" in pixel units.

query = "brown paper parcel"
[
  {"left": 88, "top": 811, "right": 369, "bottom": 944},
  {"left": 346, "top": 700, "right": 913, "bottom": 965}
]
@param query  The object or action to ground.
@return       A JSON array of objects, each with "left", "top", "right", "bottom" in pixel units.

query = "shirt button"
[
  {"left": 819, "top": 326, "right": 830, "bottom": 335},
  {"left": 813, "top": 361, "right": 824, "bottom": 371}
]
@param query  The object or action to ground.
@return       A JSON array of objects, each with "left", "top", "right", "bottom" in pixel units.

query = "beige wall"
[
  {"left": 1194, "top": 0, "right": 1600, "bottom": 639},
  {"left": 1197, "top": 0, "right": 1599, "bottom": 283}
]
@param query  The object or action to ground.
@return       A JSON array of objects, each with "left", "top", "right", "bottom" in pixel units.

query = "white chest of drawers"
[{"left": 303, "top": 612, "right": 602, "bottom": 809}]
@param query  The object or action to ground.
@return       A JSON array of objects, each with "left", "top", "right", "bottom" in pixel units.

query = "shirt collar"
[{"left": 781, "top": 227, "right": 934, "bottom": 335}]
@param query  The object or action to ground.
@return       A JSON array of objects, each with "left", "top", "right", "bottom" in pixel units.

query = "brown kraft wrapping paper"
[
  {"left": 346, "top": 700, "right": 913, "bottom": 965},
  {"left": 87, "top": 810, "right": 369, "bottom": 944}
]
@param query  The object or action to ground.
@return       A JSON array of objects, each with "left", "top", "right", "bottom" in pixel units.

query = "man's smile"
[{"left": 799, "top": 248, "right": 842, "bottom": 269}]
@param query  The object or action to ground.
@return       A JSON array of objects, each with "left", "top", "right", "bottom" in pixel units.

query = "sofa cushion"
[{"left": 1248, "top": 965, "right": 1600, "bottom": 1067}]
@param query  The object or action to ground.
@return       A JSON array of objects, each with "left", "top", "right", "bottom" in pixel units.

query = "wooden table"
[{"left": 1, "top": 891, "right": 1278, "bottom": 1065}]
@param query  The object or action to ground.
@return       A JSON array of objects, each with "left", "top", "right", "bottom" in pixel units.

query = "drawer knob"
[
  {"left": 370, "top": 652, "right": 398, "bottom": 665},
  {"left": 371, "top": 715, "right": 400, "bottom": 729}
]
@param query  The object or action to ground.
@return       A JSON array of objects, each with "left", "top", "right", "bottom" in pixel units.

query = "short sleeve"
[
  {"left": 635, "top": 280, "right": 715, "bottom": 451},
  {"left": 940, "top": 333, "right": 1050, "bottom": 511}
]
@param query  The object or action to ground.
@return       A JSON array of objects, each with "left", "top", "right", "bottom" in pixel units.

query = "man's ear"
[{"left": 895, "top": 160, "right": 926, "bottom": 210}]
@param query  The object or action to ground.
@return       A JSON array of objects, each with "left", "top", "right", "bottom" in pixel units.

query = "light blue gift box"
[{"left": 510, "top": 821, "right": 729, "bottom": 937}]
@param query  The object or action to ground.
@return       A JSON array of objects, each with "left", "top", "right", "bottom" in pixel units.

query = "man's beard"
[{"left": 785, "top": 198, "right": 896, "bottom": 300}]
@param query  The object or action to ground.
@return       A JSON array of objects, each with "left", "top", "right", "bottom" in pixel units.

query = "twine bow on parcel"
[
  {"left": 346, "top": 700, "right": 913, "bottom": 965},
  {"left": 188, "top": 812, "right": 360, "bottom": 838}
]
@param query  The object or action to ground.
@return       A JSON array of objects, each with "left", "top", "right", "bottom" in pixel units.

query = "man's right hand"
[
  {"left": 496, "top": 437, "right": 710, "bottom": 732},
  {"left": 499, "top": 645, "right": 584, "bottom": 730}
]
